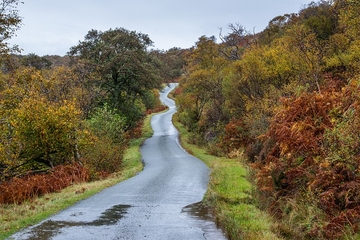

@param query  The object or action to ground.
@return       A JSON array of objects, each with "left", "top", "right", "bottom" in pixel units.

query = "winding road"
[{"left": 9, "top": 83, "right": 227, "bottom": 240}]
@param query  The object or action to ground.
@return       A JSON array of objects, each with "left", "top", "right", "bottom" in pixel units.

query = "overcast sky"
[{"left": 8, "top": 0, "right": 314, "bottom": 56}]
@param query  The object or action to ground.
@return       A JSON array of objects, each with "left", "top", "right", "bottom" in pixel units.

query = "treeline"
[
  {"left": 175, "top": 0, "right": 360, "bottom": 239},
  {"left": 0, "top": 24, "right": 186, "bottom": 203}
]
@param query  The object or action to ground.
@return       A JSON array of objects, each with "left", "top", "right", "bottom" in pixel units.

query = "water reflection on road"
[{"left": 182, "top": 202, "right": 227, "bottom": 240}]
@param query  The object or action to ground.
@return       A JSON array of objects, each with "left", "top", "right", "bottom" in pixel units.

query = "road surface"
[{"left": 9, "top": 83, "right": 227, "bottom": 240}]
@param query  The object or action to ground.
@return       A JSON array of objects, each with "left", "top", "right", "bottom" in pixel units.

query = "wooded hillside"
[{"left": 175, "top": 0, "right": 360, "bottom": 238}]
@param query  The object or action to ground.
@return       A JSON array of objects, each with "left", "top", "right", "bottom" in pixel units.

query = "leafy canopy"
[{"left": 69, "top": 28, "right": 162, "bottom": 126}]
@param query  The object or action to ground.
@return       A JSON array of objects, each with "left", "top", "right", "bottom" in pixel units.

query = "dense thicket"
[{"left": 176, "top": 0, "right": 360, "bottom": 238}]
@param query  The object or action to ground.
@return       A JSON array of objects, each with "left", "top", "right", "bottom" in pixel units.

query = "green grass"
[
  {"left": 173, "top": 114, "right": 282, "bottom": 240},
  {"left": 0, "top": 114, "right": 153, "bottom": 240}
]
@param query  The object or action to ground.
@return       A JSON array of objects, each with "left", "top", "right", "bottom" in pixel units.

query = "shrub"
[
  {"left": 81, "top": 136, "right": 124, "bottom": 180},
  {"left": 82, "top": 105, "right": 128, "bottom": 179},
  {"left": 86, "top": 104, "right": 126, "bottom": 144},
  {"left": 216, "top": 118, "right": 251, "bottom": 156},
  {"left": 255, "top": 79, "right": 360, "bottom": 238}
]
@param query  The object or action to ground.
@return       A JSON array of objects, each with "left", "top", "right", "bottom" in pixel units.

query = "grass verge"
[
  {"left": 0, "top": 114, "right": 154, "bottom": 240},
  {"left": 173, "top": 114, "right": 281, "bottom": 240}
]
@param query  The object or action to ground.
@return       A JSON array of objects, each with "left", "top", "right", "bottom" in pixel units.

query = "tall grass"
[{"left": 173, "top": 113, "right": 281, "bottom": 240}]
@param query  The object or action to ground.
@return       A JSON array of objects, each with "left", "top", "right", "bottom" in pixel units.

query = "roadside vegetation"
[
  {"left": 174, "top": 114, "right": 280, "bottom": 239},
  {"left": 0, "top": 3, "right": 186, "bottom": 206},
  {"left": 0, "top": 113, "right": 155, "bottom": 239},
  {"left": 174, "top": 1, "right": 360, "bottom": 239}
]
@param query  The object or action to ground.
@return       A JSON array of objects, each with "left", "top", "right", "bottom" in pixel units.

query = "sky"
[{"left": 8, "top": 0, "right": 314, "bottom": 56}]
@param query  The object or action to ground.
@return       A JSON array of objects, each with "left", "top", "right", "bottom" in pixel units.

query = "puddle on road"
[
  {"left": 91, "top": 204, "right": 130, "bottom": 226},
  {"left": 13, "top": 204, "right": 131, "bottom": 240},
  {"left": 182, "top": 201, "right": 228, "bottom": 240}
]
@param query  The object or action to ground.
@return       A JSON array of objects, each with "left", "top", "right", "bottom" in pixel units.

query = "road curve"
[{"left": 9, "top": 83, "right": 227, "bottom": 240}]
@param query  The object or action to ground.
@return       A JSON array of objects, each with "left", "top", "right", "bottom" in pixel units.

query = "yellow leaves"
[
  {"left": 338, "top": 0, "right": 360, "bottom": 40},
  {"left": 279, "top": 143, "right": 290, "bottom": 156},
  {"left": 290, "top": 121, "right": 316, "bottom": 136},
  {"left": 319, "top": 159, "right": 330, "bottom": 169},
  {"left": 13, "top": 67, "right": 44, "bottom": 92},
  {"left": 290, "top": 122, "right": 303, "bottom": 134},
  {"left": 0, "top": 69, "right": 85, "bottom": 170},
  {"left": 10, "top": 95, "right": 83, "bottom": 161}
]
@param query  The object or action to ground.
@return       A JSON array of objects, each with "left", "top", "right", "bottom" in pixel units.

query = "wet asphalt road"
[{"left": 9, "top": 83, "right": 227, "bottom": 240}]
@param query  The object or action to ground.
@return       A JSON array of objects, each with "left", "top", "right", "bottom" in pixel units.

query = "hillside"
[{"left": 175, "top": 0, "right": 360, "bottom": 238}]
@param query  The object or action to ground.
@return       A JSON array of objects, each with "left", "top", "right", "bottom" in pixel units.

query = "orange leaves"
[
  {"left": 0, "top": 163, "right": 89, "bottom": 204},
  {"left": 269, "top": 90, "right": 340, "bottom": 157},
  {"left": 255, "top": 78, "right": 360, "bottom": 238},
  {"left": 217, "top": 118, "right": 250, "bottom": 155}
]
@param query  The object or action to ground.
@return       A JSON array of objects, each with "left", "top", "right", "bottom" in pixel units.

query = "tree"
[
  {"left": 323, "top": 0, "right": 360, "bottom": 78},
  {"left": 299, "top": 1, "right": 338, "bottom": 41},
  {"left": 219, "top": 23, "right": 252, "bottom": 60},
  {"left": 286, "top": 24, "right": 325, "bottom": 93},
  {"left": 0, "top": 0, "right": 22, "bottom": 54},
  {"left": 68, "top": 28, "right": 162, "bottom": 127},
  {"left": 149, "top": 47, "right": 186, "bottom": 82},
  {"left": 21, "top": 53, "right": 52, "bottom": 70},
  {"left": 0, "top": 67, "right": 87, "bottom": 178},
  {"left": 337, "top": 0, "right": 360, "bottom": 40},
  {"left": 177, "top": 36, "right": 228, "bottom": 140},
  {"left": 10, "top": 97, "right": 82, "bottom": 169},
  {"left": 259, "top": 14, "right": 297, "bottom": 45}
]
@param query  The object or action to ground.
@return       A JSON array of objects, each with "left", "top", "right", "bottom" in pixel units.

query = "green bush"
[
  {"left": 86, "top": 104, "right": 126, "bottom": 144},
  {"left": 83, "top": 104, "right": 127, "bottom": 179}
]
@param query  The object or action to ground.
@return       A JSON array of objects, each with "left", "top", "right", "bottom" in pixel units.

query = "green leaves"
[
  {"left": 86, "top": 104, "right": 126, "bottom": 144},
  {"left": 69, "top": 28, "right": 162, "bottom": 126},
  {"left": 82, "top": 105, "right": 128, "bottom": 178},
  {"left": 0, "top": 0, "right": 22, "bottom": 55}
]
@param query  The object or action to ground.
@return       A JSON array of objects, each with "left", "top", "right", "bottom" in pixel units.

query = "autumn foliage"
[
  {"left": 217, "top": 118, "right": 251, "bottom": 155},
  {"left": 0, "top": 27, "right": 177, "bottom": 205},
  {"left": 254, "top": 79, "right": 360, "bottom": 238},
  {"left": 175, "top": 0, "right": 360, "bottom": 238},
  {"left": 0, "top": 163, "right": 88, "bottom": 204}
]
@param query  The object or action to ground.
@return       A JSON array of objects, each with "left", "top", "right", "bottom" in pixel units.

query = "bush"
[
  {"left": 86, "top": 104, "right": 126, "bottom": 144},
  {"left": 83, "top": 105, "right": 128, "bottom": 179},
  {"left": 82, "top": 136, "right": 124, "bottom": 180},
  {"left": 6, "top": 97, "right": 82, "bottom": 172}
]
